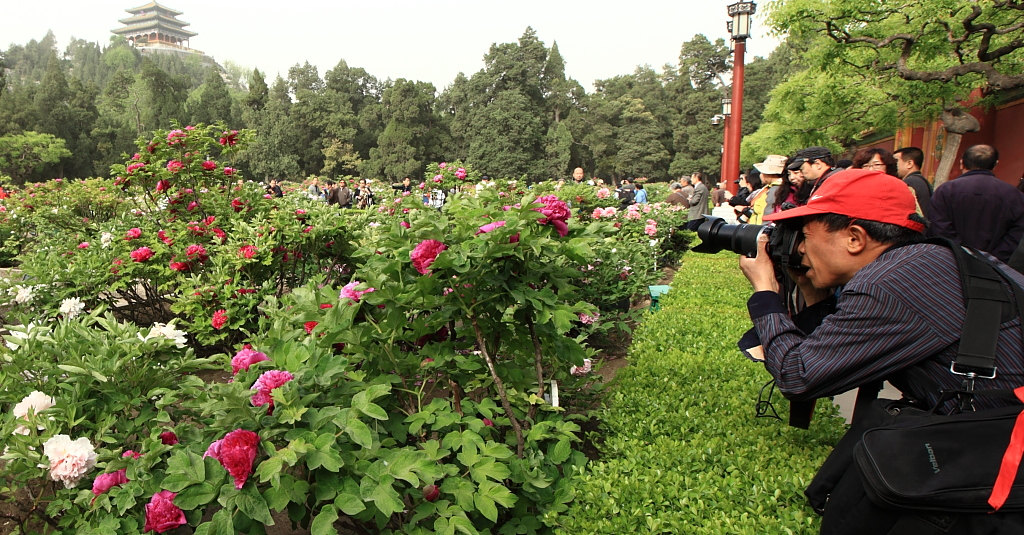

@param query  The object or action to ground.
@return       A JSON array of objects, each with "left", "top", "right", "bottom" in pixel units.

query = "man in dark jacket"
[
  {"left": 929, "top": 144, "right": 1024, "bottom": 262},
  {"left": 894, "top": 146, "right": 932, "bottom": 220}
]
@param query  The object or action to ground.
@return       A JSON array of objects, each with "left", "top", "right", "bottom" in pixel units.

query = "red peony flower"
[
  {"left": 410, "top": 239, "right": 447, "bottom": 275},
  {"left": 204, "top": 429, "right": 259, "bottom": 490},
  {"left": 126, "top": 162, "right": 145, "bottom": 174},
  {"left": 159, "top": 431, "right": 178, "bottom": 445},
  {"left": 130, "top": 247, "right": 154, "bottom": 262},
  {"left": 125, "top": 227, "right": 142, "bottom": 240},
  {"left": 169, "top": 261, "right": 190, "bottom": 272},
  {"left": 143, "top": 490, "right": 186, "bottom": 533},
  {"left": 238, "top": 245, "right": 258, "bottom": 259},
  {"left": 231, "top": 348, "right": 269, "bottom": 375},
  {"left": 201, "top": 160, "right": 216, "bottom": 171},
  {"left": 319, "top": 303, "right": 333, "bottom": 309},
  {"left": 231, "top": 198, "right": 244, "bottom": 212},
  {"left": 211, "top": 309, "right": 228, "bottom": 330},
  {"left": 304, "top": 321, "right": 318, "bottom": 334},
  {"left": 219, "top": 130, "right": 239, "bottom": 146},
  {"left": 154, "top": 179, "right": 170, "bottom": 192},
  {"left": 223, "top": 167, "right": 236, "bottom": 176},
  {"left": 185, "top": 244, "right": 208, "bottom": 262}
]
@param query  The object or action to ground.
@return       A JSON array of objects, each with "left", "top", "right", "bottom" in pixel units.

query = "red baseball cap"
[{"left": 763, "top": 168, "right": 925, "bottom": 232}]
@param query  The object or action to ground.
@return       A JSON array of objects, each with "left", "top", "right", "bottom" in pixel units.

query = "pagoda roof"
[
  {"left": 113, "top": 21, "right": 197, "bottom": 38},
  {"left": 118, "top": 12, "right": 191, "bottom": 29},
  {"left": 125, "top": 2, "right": 184, "bottom": 16}
]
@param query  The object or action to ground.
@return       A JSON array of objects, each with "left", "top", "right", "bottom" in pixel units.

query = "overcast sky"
[{"left": 2, "top": 0, "right": 781, "bottom": 91}]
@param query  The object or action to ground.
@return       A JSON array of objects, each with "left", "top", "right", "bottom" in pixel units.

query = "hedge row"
[{"left": 553, "top": 252, "right": 847, "bottom": 533}]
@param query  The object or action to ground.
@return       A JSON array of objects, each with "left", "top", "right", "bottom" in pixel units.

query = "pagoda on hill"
[{"left": 112, "top": 2, "right": 197, "bottom": 51}]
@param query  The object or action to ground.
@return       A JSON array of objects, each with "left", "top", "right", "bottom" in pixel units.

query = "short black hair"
[
  {"left": 807, "top": 213, "right": 924, "bottom": 246},
  {"left": 962, "top": 144, "right": 998, "bottom": 171},
  {"left": 894, "top": 147, "right": 924, "bottom": 169}
]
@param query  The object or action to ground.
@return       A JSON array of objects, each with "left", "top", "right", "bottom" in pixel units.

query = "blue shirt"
[{"left": 634, "top": 189, "right": 648, "bottom": 204}]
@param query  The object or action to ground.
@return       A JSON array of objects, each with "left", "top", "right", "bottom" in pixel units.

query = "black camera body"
[{"left": 693, "top": 217, "right": 804, "bottom": 270}]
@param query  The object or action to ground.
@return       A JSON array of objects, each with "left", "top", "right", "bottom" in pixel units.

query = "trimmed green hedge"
[{"left": 553, "top": 252, "right": 847, "bottom": 533}]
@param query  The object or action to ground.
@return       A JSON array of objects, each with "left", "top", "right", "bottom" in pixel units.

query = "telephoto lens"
[{"left": 693, "top": 217, "right": 771, "bottom": 258}]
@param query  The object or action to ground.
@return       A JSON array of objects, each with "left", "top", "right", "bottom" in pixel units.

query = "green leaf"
[
  {"left": 236, "top": 486, "right": 274, "bottom": 525},
  {"left": 335, "top": 490, "right": 366, "bottom": 516},
  {"left": 255, "top": 457, "right": 284, "bottom": 485},
  {"left": 174, "top": 482, "right": 217, "bottom": 510},
  {"left": 57, "top": 364, "right": 88, "bottom": 375},
  {"left": 474, "top": 494, "right": 498, "bottom": 523},
  {"left": 207, "top": 508, "right": 234, "bottom": 535},
  {"left": 345, "top": 418, "right": 373, "bottom": 449},
  {"left": 160, "top": 472, "right": 194, "bottom": 493},
  {"left": 311, "top": 505, "right": 339, "bottom": 535},
  {"left": 359, "top": 402, "right": 389, "bottom": 421},
  {"left": 363, "top": 480, "right": 404, "bottom": 517},
  {"left": 264, "top": 486, "right": 290, "bottom": 512},
  {"left": 479, "top": 480, "right": 517, "bottom": 508},
  {"left": 548, "top": 439, "right": 571, "bottom": 464}
]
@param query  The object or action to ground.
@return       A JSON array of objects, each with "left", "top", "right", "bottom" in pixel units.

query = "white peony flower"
[
  {"left": 139, "top": 322, "right": 188, "bottom": 348},
  {"left": 13, "top": 285, "right": 34, "bottom": 304},
  {"left": 12, "top": 390, "right": 55, "bottom": 435},
  {"left": 100, "top": 232, "right": 113, "bottom": 248},
  {"left": 42, "top": 435, "right": 97, "bottom": 488},
  {"left": 58, "top": 297, "right": 86, "bottom": 319}
]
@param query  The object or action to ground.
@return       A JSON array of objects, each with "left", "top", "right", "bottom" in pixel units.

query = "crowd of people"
[{"left": 295, "top": 177, "right": 377, "bottom": 209}]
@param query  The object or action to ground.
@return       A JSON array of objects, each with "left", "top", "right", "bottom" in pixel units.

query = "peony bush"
[{"left": 0, "top": 123, "right": 696, "bottom": 534}]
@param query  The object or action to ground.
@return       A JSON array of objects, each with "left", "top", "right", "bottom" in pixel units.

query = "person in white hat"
[{"left": 742, "top": 155, "right": 788, "bottom": 224}]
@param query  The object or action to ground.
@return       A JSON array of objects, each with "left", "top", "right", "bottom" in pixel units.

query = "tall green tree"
[
  {"left": 754, "top": 0, "right": 1024, "bottom": 184},
  {"left": 187, "top": 68, "right": 234, "bottom": 125},
  {"left": 616, "top": 98, "right": 671, "bottom": 179},
  {"left": 242, "top": 76, "right": 300, "bottom": 181},
  {"left": 364, "top": 79, "right": 440, "bottom": 180},
  {"left": 0, "top": 131, "right": 71, "bottom": 184}
]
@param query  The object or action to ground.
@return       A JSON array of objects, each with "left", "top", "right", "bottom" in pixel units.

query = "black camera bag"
[{"left": 807, "top": 241, "right": 1024, "bottom": 534}]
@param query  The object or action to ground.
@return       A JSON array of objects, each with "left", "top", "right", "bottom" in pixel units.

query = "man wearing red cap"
[{"left": 739, "top": 168, "right": 1024, "bottom": 409}]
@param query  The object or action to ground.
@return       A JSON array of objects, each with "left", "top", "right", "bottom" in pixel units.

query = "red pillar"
[
  {"left": 720, "top": 115, "right": 735, "bottom": 194},
  {"left": 724, "top": 38, "right": 747, "bottom": 186}
]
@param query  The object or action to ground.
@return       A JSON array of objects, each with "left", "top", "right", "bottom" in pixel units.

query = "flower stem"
[{"left": 470, "top": 316, "right": 524, "bottom": 457}]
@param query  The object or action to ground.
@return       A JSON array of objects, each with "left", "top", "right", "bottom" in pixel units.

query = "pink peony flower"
[
  {"left": 591, "top": 208, "right": 604, "bottom": 219},
  {"left": 205, "top": 429, "right": 259, "bottom": 490},
  {"left": 201, "top": 160, "right": 216, "bottom": 171},
  {"left": 77, "top": 242, "right": 89, "bottom": 249},
  {"left": 155, "top": 179, "right": 170, "bottom": 192},
  {"left": 126, "top": 162, "right": 145, "bottom": 174},
  {"left": 340, "top": 281, "right": 376, "bottom": 302},
  {"left": 475, "top": 221, "right": 506, "bottom": 235},
  {"left": 42, "top": 435, "right": 98, "bottom": 488},
  {"left": 625, "top": 210, "right": 642, "bottom": 220},
  {"left": 410, "top": 240, "right": 447, "bottom": 275},
  {"left": 223, "top": 167, "right": 236, "bottom": 176},
  {"left": 125, "top": 227, "right": 142, "bottom": 240},
  {"left": 231, "top": 348, "right": 269, "bottom": 375},
  {"left": 143, "top": 490, "right": 186, "bottom": 533},
  {"left": 596, "top": 188, "right": 610, "bottom": 199},
  {"left": 400, "top": 221, "right": 410, "bottom": 229},
  {"left": 439, "top": 162, "right": 447, "bottom": 169},
  {"left": 166, "top": 160, "right": 184, "bottom": 174},
  {"left": 251, "top": 370, "right": 294, "bottom": 411},
  {"left": 186, "top": 201, "right": 199, "bottom": 211},
  {"left": 130, "top": 247, "right": 154, "bottom": 262},
  {"left": 238, "top": 245, "right": 258, "bottom": 259},
  {"left": 570, "top": 358, "right": 594, "bottom": 376},
  {"left": 159, "top": 431, "right": 178, "bottom": 445},
  {"left": 122, "top": 450, "right": 141, "bottom": 459},
  {"left": 91, "top": 469, "right": 128, "bottom": 498},
  {"left": 578, "top": 312, "right": 599, "bottom": 325},
  {"left": 455, "top": 168, "right": 467, "bottom": 179},
  {"left": 211, "top": 309, "right": 228, "bottom": 330},
  {"left": 166, "top": 129, "right": 186, "bottom": 145}
]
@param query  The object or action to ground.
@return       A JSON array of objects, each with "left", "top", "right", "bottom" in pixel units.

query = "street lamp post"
[
  {"left": 723, "top": 1, "right": 756, "bottom": 188},
  {"left": 719, "top": 98, "right": 732, "bottom": 193}
]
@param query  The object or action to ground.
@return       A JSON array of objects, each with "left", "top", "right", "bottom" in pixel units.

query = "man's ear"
[{"left": 845, "top": 224, "right": 869, "bottom": 254}]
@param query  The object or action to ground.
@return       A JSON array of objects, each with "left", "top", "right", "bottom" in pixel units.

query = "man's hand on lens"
[{"left": 739, "top": 234, "right": 779, "bottom": 293}]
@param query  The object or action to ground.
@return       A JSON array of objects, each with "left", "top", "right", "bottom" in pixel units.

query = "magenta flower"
[
  {"left": 536, "top": 195, "right": 570, "bottom": 237},
  {"left": 143, "top": 490, "right": 186, "bottom": 533},
  {"left": 77, "top": 242, "right": 89, "bottom": 249},
  {"left": 340, "top": 281, "right": 376, "bottom": 302},
  {"left": 410, "top": 240, "right": 447, "bottom": 275},
  {"left": 231, "top": 348, "right": 269, "bottom": 375},
  {"left": 455, "top": 168, "right": 467, "bottom": 179},
  {"left": 185, "top": 244, "right": 208, "bottom": 262},
  {"left": 130, "top": 247, "right": 154, "bottom": 262},
  {"left": 125, "top": 227, "right": 142, "bottom": 240},
  {"left": 224, "top": 167, "right": 236, "bottom": 176},
  {"left": 204, "top": 429, "right": 259, "bottom": 489},
  {"left": 166, "top": 160, "right": 184, "bottom": 174},
  {"left": 201, "top": 160, "right": 216, "bottom": 171},
  {"left": 155, "top": 179, "right": 170, "bottom": 192},
  {"left": 251, "top": 370, "right": 294, "bottom": 411},
  {"left": 169, "top": 261, "right": 190, "bottom": 272},
  {"left": 166, "top": 129, "right": 186, "bottom": 145},
  {"left": 475, "top": 220, "right": 506, "bottom": 235},
  {"left": 439, "top": 162, "right": 447, "bottom": 169},
  {"left": 126, "top": 162, "right": 145, "bottom": 174},
  {"left": 91, "top": 469, "right": 128, "bottom": 498},
  {"left": 400, "top": 221, "right": 410, "bottom": 229}
]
